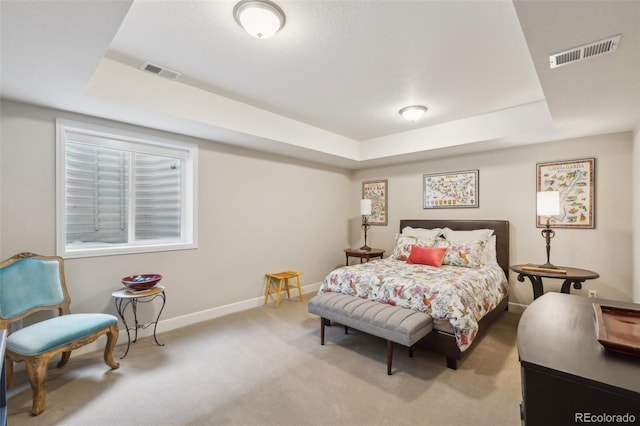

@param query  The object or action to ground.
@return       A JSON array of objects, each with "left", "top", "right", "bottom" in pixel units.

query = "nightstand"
[
  {"left": 344, "top": 248, "right": 384, "bottom": 265},
  {"left": 510, "top": 264, "right": 599, "bottom": 300}
]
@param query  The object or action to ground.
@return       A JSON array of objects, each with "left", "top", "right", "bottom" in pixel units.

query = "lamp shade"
[
  {"left": 360, "top": 199, "right": 372, "bottom": 215},
  {"left": 537, "top": 191, "right": 560, "bottom": 216},
  {"left": 234, "top": 0, "right": 285, "bottom": 39}
]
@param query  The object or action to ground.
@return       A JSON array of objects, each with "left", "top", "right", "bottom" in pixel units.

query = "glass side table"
[{"left": 111, "top": 285, "right": 166, "bottom": 358}]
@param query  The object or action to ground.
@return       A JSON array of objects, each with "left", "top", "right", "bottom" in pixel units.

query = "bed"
[{"left": 318, "top": 219, "right": 510, "bottom": 369}]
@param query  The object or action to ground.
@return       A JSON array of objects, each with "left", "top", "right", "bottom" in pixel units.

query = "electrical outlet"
[{"left": 588, "top": 290, "right": 597, "bottom": 298}]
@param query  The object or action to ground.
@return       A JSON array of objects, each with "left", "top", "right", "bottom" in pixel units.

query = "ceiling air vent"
[
  {"left": 549, "top": 35, "right": 621, "bottom": 69},
  {"left": 139, "top": 61, "right": 181, "bottom": 80}
]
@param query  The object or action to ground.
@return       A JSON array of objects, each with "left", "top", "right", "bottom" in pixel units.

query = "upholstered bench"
[{"left": 308, "top": 292, "right": 432, "bottom": 375}]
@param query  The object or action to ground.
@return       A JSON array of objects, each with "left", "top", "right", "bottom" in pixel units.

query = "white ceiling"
[{"left": 1, "top": 0, "right": 639, "bottom": 169}]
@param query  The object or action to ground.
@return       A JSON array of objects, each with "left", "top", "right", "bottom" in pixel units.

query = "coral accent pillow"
[{"left": 407, "top": 246, "right": 447, "bottom": 267}]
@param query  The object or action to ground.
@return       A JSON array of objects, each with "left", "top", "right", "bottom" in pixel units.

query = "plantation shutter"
[
  {"left": 64, "top": 131, "right": 185, "bottom": 246},
  {"left": 65, "top": 142, "right": 129, "bottom": 244},
  {"left": 134, "top": 153, "right": 182, "bottom": 240},
  {"left": 57, "top": 119, "right": 197, "bottom": 258}
]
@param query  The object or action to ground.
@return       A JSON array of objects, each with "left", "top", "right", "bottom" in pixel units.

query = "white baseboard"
[
  {"left": 158, "top": 281, "right": 321, "bottom": 334},
  {"left": 72, "top": 281, "right": 322, "bottom": 357}
]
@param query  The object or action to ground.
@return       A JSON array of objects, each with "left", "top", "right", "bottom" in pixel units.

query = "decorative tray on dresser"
[{"left": 592, "top": 303, "right": 640, "bottom": 358}]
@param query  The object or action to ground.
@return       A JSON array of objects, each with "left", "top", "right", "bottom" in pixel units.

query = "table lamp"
[
  {"left": 537, "top": 191, "right": 560, "bottom": 268},
  {"left": 360, "top": 199, "right": 372, "bottom": 251}
]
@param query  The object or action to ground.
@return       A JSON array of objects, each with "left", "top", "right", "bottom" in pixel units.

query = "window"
[{"left": 56, "top": 119, "right": 198, "bottom": 258}]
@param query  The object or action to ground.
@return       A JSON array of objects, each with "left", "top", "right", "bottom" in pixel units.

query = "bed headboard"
[{"left": 399, "top": 219, "right": 510, "bottom": 276}]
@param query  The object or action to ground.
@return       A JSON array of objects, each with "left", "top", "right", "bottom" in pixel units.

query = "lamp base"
[
  {"left": 537, "top": 262, "right": 559, "bottom": 269},
  {"left": 359, "top": 245, "right": 371, "bottom": 251}
]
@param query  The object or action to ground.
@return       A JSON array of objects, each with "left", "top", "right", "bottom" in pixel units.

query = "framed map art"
[
  {"left": 423, "top": 169, "right": 479, "bottom": 209},
  {"left": 362, "top": 179, "right": 388, "bottom": 225},
  {"left": 537, "top": 158, "right": 595, "bottom": 228}
]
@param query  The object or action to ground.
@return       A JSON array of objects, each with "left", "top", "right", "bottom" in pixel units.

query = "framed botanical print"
[
  {"left": 423, "top": 170, "right": 479, "bottom": 208},
  {"left": 362, "top": 179, "right": 387, "bottom": 225},
  {"left": 536, "top": 158, "right": 595, "bottom": 228}
]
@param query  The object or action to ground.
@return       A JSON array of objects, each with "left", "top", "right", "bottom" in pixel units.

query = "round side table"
[
  {"left": 111, "top": 285, "right": 166, "bottom": 358},
  {"left": 510, "top": 264, "right": 599, "bottom": 300}
]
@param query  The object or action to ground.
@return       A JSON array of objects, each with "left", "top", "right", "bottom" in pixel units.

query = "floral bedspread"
[{"left": 318, "top": 258, "right": 508, "bottom": 351}]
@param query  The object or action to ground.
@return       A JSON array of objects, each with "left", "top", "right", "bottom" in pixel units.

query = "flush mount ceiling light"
[
  {"left": 233, "top": 0, "right": 285, "bottom": 39},
  {"left": 399, "top": 105, "right": 428, "bottom": 122}
]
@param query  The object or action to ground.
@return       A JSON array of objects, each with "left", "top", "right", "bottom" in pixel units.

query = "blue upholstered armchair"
[{"left": 0, "top": 252, "right": 120, "bottom": 416}]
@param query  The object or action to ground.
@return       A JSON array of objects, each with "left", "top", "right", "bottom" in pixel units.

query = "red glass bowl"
[{"left": 121, "top": 274, "right": 162, "bottom": 291}]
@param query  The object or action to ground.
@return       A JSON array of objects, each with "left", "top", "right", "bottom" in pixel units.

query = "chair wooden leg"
[
  {"left": 387, "top": 340, "right": 394, "bottom": 375},
  {"left": 104, "top": 324, "right": 120, "bottom": 369},
  {"left": 57, "top": 351, "right": 71, "bottom": 368},
  {"left": 25, "top": 354, "right": 50, "bottom": 416},
  {"left": 320, "top": 317, "right": 326, "bottom": 345},
  {"left": 5, "top": 356, "right": 13, "bottom": 389}
]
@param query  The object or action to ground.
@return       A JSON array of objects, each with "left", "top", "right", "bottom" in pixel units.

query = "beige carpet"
[{"left": 7, "top": 294, "right": 522, "bottom": 426}]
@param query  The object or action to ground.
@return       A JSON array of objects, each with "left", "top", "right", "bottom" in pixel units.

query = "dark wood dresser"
[{"left": 517, "top": 293, "right": 640, "bottom": 426}]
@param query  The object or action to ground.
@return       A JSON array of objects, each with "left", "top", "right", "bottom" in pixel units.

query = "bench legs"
[
  {"left": 386, "top": 342, "right": 414, "bottom": 375},
  {"left": 320, "top": 317, "right": 415, "bottom": 375}
]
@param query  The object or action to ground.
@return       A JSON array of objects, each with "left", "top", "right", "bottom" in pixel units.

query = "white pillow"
[
  {"left": 443, "top": 227, "right": 494, "bottom": 242},
  {"left": 401, "top": 226, "right": 443, "bottom": 239},
  {"left": 483, "top": 235, "right": 498, "bottom": 265}
]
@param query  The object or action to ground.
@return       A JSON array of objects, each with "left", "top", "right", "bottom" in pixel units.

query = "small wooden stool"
[{"left": 264, "top": 270, "right": 302, "bottom": 308}]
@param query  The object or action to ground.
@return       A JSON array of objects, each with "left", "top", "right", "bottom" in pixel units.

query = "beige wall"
[
  {"left": 0, "top": 100, "right": 352, "bottom": 326},
  {"left": 633, "top": 123, "right": 640, "bottom": 303},
  {"left": 353, "top": 133, "right": 634, "bottom": 307},
  {"left": 0, "top": 99, "right": 635, "bottom": 330}
]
